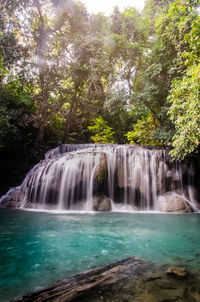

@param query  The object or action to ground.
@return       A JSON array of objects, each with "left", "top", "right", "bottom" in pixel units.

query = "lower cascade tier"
[{"left": 1, "top": 144, "right": 199, "bottom": 213}]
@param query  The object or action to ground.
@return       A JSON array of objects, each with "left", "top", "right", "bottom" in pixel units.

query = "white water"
[{"left": 1, "top": 144, "right": 199, "bottom": 212}]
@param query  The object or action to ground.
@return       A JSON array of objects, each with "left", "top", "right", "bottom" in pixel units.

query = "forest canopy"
[{"left": 0, "top": 0, "right": 200, "bottom": 167}]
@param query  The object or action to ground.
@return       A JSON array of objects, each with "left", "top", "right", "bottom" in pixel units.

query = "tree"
[
  {"left": 126, "top": 113, "right": 161, "bottom": 146},
  {"left": 124, "top": 0, "right": 199, "bottom": 148},
  {"left": 88, "top": 117, "right": 115, "bottom": 144},
  {"left": 121, "top": 0, "right": 176, "bottom": 146},
  {"left": 168, "top": 7, "right": 200, "bottom": 158},
  {"left": 0, "top": 0, "right": 199, "bottom": 157},
  {"left": 168, "top": 64, "right": 200, "bottom": 159}
]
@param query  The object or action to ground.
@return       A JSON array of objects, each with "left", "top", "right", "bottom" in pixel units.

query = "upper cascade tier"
[{"left": 1, "top": 144, "right": 199, "bottom": 213}]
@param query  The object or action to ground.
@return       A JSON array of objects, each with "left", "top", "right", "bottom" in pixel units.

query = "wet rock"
[
  {"left": 158, "top": 192, "right": 192, "bottom": 213},
  {"left": 144, "top": 276, "right": 162, "bottom": 282},
  {"left": 117, "top": 160, "right": 140, "bottom": 189},
  {"left": 0, "top": 203, "right": 7, "bottom": 208},
  {"left": 93, "top": 194, "right": 111, "bottom": 211},
  {"left": 0, "top": 188, "right": 22, "bottom": 208},
  {"left": 136, "top": 292, "right": 157, "bottom": 302},
  {"left": 94, "top": 153, "right": 108, "bottom": 184},
  {"left": 166, "top": 267, "right": 187, "bottom": 278}
]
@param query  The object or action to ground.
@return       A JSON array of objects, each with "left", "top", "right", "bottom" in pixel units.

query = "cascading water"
[{"left": 0, "top": 144, "right": 199, "bottom": 212}]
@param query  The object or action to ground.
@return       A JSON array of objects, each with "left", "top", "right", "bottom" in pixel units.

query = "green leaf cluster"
[{"left": 88, "top": 117, "right": 115, "bottom": 144}]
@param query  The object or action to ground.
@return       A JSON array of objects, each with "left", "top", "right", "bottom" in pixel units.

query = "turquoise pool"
[{"left": 0, "top": 209, "right": 200, "bottom": 301}]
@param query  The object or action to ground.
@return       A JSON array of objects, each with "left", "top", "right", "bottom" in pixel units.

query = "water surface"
[{"left": 0, "top": 209, "right": 200, "bottom": 301}]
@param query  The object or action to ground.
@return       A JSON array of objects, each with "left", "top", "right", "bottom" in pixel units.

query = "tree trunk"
[
  {"left": 62, "top": 98, "right": 76, "bottom": 144},
  {"left": 35, "top": 124, "right": 45, "bottom": 148},
  {"left": 127, "top": 73, "right": 164, "bottom": 126},
  {"left": 35, "top": 102, "right": 47, "bottom": 148},
  {"left": 143, "top": 100, "right": 164, "bottom": 126}
]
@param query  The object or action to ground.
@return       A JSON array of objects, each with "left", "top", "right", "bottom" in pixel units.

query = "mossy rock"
[{"left": 94, "top": 153, "right": 108, "bottom": 184}]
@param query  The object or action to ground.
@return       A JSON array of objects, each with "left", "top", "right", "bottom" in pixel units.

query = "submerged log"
[
  {"left": 12, "top": 257, "right": 153, "bottom": 302},
  {"left": 12, "top": 256, "right": 200, "bottom": 302}
]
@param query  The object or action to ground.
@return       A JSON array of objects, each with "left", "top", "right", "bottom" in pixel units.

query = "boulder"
[
  {"left": 0, "top": 188, "right": 22, "bottom": 208},
  {"left": 93, "top": 194, "right": 111, "bottom": 211},
  {"left": 158, "top": 192, "right": 192, "bottom": 213}
]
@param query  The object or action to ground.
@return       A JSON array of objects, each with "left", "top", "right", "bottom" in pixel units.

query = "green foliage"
[
  {"left": 126, "top": 113, "right": 161, "bottom": 146},
  {"left": 103, "top": 89, "right": 133, "bottom": 144},
  {"left": 166, "top": 1, "right": 200, "bottom": 159},
  {"left": 168, "top": 64, "right": 200, "bottom": 159},
  {"left": 88, "top": 117, "right": 115, "bottom": 144},
  {"left": 184, "top": 17, "right": 200, "bottom": 65},
  {"left": 0, "top": 81, "right": 34, "bottom": 148}
]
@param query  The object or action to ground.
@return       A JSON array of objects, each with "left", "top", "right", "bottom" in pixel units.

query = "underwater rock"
[
  {"left": 158, "top": 192, "right": 192, "bottom": 213},
  {"left": 166, "top": 266, "right": 187, "bottom": 278},
  {"left": 93, "top": 194, "right": 111, "bottom": 211}
]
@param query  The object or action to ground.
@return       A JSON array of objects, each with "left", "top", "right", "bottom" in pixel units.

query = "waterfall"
[{"left": 0, "top": 144, "right": 199, "bottom": 212}]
